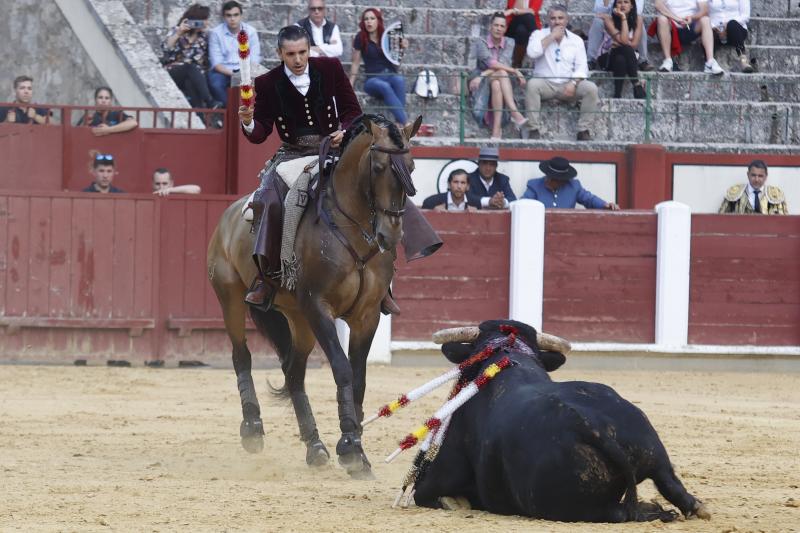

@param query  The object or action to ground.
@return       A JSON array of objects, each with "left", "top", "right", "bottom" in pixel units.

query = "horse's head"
[{"left": 361, "top": 115, "right": 422, "bottom": 252}]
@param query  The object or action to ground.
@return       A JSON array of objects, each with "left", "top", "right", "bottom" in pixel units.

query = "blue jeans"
[
  {"left": 363, "top": 74, "right": 407, "bottom": 124},
  {"left": 207, "top": 69, "right": 232, "bottom": 107}
]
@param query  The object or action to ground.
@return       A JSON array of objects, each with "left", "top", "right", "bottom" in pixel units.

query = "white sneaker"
[
  {"left": 658, "top": 58, "right": 673, "bottom": 72},
  {"left": 704, "top": 59, "right": 724, "bottom": 75}
]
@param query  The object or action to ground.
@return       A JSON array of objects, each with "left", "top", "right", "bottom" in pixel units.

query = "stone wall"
[{"left": 0, "top": 0, "right": 106, "bottom": 106}]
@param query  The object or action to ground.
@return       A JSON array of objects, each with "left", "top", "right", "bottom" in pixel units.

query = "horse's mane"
[{"left": 341, "top": 114, "right": 405, "bottom": 153}]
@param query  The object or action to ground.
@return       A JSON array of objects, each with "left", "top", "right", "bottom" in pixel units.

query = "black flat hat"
[{"left": 539, "top": 156, "right": 577, "bottom": 181}]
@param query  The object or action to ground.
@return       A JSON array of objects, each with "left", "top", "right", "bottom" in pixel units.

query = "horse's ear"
[
  {"left": 363, "top": 116, "right": 382, "bottom": 138},
  {"left": 404, "top": 115, "right": 423, "bottom": 139}
]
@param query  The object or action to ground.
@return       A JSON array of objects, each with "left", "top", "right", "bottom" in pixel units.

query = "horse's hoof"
[
  {"left": 336, "top": 432, "right": 373, "bottom": 479},
  {"left": 306, "top": 440, "right": 330, "bottom": 467},
  {"left": 240, "top": 418, "right": 265, "bottom": 454}
]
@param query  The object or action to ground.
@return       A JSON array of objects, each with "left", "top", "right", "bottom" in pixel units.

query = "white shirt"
[
  {"left": 708, "top": 0, "right": 750, "bottom": 30},
  {"left": 242, "top": 63, "right": 310, "bottom": 134},
  {"left": 665, "top": 0, "right": 704, "bottom": 19},
  {"left": 746, "top": 183, "right": 762, "bottom": 211},
  {"left": 446, "top": 191, "right": 467, "bottom": 211},
  {"left": 479, "top": 176, "right": 510, "bottom": 208},
  {"left": 527, "top": 28, "right": 589, "bottom": 84},
  {"left": 307, "top": 21, "right": 343, "bottom": 58}
]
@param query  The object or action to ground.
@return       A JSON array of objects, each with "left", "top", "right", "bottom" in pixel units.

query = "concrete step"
[{"left": 362, "top": 94, "right": 800, "bottom": 144}]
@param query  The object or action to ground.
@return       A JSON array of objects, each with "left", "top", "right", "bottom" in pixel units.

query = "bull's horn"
[
  {"left": 432, "top": 327, "right": 480, "bottom": 344},
  {"left": 537, "top": 332, "right": 572, "bottom": 355}
]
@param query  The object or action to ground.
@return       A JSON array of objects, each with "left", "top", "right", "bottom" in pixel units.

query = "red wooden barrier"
[
  {"left": 542, "top": 211, "right": 658, "bottom": 342},
  {"left": 689, "top": 215, "right": 800, "bottom": 346},
  {"left": 392, "top": 211, "right": 511, "bottom": 340}
]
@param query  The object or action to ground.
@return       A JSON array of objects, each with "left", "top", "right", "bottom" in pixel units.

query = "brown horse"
[{"left": 207, "top": 114, "right": 424, "bottom": 478}]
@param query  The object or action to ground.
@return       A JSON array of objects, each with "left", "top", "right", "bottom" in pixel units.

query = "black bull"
[{"left": 412, "top": 320, "right": 710, "bottom": 523}]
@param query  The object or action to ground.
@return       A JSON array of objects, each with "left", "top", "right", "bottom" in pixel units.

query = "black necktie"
[{"left": 753, "top": 189, "right": 761, "bottom": 214}]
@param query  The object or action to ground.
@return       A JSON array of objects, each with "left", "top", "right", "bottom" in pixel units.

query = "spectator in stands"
[
  {"left": 0, "top": 75, "right": 50, "bottom": 125},
  {"left": 77, "top": 87, "right": 138, "bottom": 136},
  {"left": 651, "top": 0, "right": 724, "bottom": 74},
  {"left": 422, "top": 169, "right": 480, "bottom": 211},
  {"left": 522, "top": 156, "right": 619, "bottom": 209},
  {"left": 468, "top": 12, "right": 529, "bottom": 139},
  {"left": 296, "top": 0, "right": 343, "bottom": 59},
  {"left": 161, "top": 4, "right": 222, "bottom": 114},
  {"left": 587, "top": 0, "right": 653, "bottom": 72},
  {"left": 82, "top": 154, "right": 124, "bottom": 194},
  {"left": 525, "top": 4, "right": 599, "bottom": 141},
  {"left": 595, "top": 0, "right": 647, "bottom": 99},
  {"left": 349, "top": 8, "right": 409, "bottom": 127},
  {"left": 718, "top": 160, "right": 787, "bottom": 214},
  {"left": 466, "top": 146, "right": 517, "bottom": 209},
  {"left": 709, "top": 0, "right": 754, "bottom": 73},
  {"left": 504, "top": 0, "right": 542, "bottom": 68},
  {"left": 152, "top": 168, "right": 202, "bottom": 196},
  {"left": 208, "top": 1, "right": 261, "bottom": 107}
]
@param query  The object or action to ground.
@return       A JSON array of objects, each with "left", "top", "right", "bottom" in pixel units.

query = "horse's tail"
[{"left": 248, "top": 306, "right": 291, "bottom": 401}]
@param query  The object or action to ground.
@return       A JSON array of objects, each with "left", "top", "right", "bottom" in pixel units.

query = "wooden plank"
[
  {"left": 27, "top": 197, "right": 52, "bottom": 315},
  {"left": 49, "top": 198, "right": 72, "bottom": 316},
  {"left": 547, "top": 212, "right": 657, "bottom": 235},
  {"left": 691, "top": 257, "right": 800, "bottom": 282},
  {"left": 0, "top": 317, "right": 154, "bottom": 329},
  {"left": 6, "top": 196, "right": 30, "bottom": 316},
  {"left": 92, "top": 200, "right": 115, "bottom": 318},
  {"left": 691, "top": 235, "right": 800, "bottom": 260},
  {"left": 71, "top": 198, "right": 95, "bottom": 317},
  {"left": 159, "top": 201, "right": 187, "bottom": 316},
  {"left": 184, "top": 200, "right": 208, "bottom": 318},
  {"left": 204, "top": 200, "right": 229, "bottom": 316},
  {"left": 688, "top": 324, "right": 800, "bottom": 346},
  {"left": 692, "top": 214, "right": 800, "bottom": 236},
  {"left": 689, "top": 302, "right": 800, "bottom": 326},
  {"left": 690, "top": 279, "right": 800, "bottom": 305},
  {"left": 0, "top": 195, "right": 8, "bottom": 316},
  {"left": 112, "top": 199, "right": 136, "bottom": 319},
  {"left": 133, "top": 200, "right": 155, "bottom": 317}
]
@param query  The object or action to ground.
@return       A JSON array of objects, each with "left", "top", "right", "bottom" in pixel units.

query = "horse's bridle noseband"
[{"left": 368, "top": 144, "right": 415, "bottom": 220}]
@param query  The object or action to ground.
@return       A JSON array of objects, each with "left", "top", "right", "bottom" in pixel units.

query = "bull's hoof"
[
  {"left": 336, "top": 432, "right": 373, "bottom": 479},
  {"left": 240, "top": 418, "right": 265, "bottom": 454},
  {"left": 690, "top": 502, "right": 711, "bottom": 520},
  {"left": 439, "top": 496, "right": 471, "bottom": 511},
  {"left": 306, "top": 440, "right": 330, "bottom": 467}
]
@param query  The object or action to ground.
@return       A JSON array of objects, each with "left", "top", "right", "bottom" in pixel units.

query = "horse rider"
[{"left": 239, "top": 25, "right": 440, "bottom": 312}]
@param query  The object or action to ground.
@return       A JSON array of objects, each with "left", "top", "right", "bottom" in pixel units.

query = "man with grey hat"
[
  {"left": 466, "top": 146, "right": 517, "bottom": 209},
  {"left": 522, "top": 156, "right": 619, "bottom": 209}
]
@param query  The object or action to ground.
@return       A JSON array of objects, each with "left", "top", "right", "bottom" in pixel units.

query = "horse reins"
[{"left": 322, "top": 138, "right": 412, "bottom": 318}]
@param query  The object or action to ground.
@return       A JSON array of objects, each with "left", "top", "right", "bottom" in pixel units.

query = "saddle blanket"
[{"left": 241, "top": 155, "right": 319, "bottom": 222}]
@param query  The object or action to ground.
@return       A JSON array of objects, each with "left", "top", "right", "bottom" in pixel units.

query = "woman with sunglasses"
[
  {"left": 348, "top": 8, "right": 409, "bottom": 127},
  {"left": 77, "top": 87, "right": 138, "bottom": 136},
  {"left": 160, "top": 4, "right": 222, "bottom": 117}
]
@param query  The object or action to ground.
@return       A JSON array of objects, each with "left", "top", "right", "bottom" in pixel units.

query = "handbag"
[{"left": 414, "top": 69, "right": 439, "bottom": 98}]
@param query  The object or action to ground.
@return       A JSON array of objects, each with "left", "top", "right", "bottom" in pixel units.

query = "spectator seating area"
[{"left": 124, "top": 0, "right": 800, "bottom": 148}]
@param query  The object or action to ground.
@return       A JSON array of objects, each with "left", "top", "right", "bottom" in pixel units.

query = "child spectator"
[
  {"left": 595, "top": 0, "right": 647, "bottom": 98},
  {"left": 349, "top": 8, "right": 409, "bottom": 127},
  {"left": 709, "top": 0, "right": 754, "bottom": 72},
  {"left": 77, "top": 87, "right": 138, "bottom": 136},
  {"left": 0, "top": 76, "right": 50, "bottom": 125},
  {"left": 161, "top": 4, "right": 221, "bottom": 113},
  {"left": 468, "top": 12, "right": 529, "bottom": 139}
]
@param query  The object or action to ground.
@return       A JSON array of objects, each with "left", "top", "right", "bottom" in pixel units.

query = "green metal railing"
[{"left": 351, "top": 71, "right": 799, "bottom": 145}]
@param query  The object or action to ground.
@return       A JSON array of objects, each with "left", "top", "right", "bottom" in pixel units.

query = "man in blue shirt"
[
  {"left": 522, "top": 156, "right": 619, "bottom": 209},
  {"left": 208, "top": 1, "right": 262, "bottom": 107}
]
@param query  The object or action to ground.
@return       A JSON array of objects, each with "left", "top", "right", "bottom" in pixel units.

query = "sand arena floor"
[{"left": 1, "top": 363, "right": 799, "bottom": 532}]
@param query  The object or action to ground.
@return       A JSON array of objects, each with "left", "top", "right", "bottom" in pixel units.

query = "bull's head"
[{"left": 435, "top": 319, "right": 569, "bottom": 373}]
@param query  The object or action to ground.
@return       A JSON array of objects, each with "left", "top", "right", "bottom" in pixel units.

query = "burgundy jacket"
[{"left": 243, "top": 57, "right": 362, "bottom": 145}]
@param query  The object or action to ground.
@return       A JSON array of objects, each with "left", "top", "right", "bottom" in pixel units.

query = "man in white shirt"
[
  {"left": 208, "top": 1, "right": 262, "bottom": 107},
  {"left": 295, "top": 0, "right": 343, "bottom": 59},
  {"left": 525, "top": 4, "right": 599, "bottom": 141},
  {"left": 654, "top": 0, "right": 723, "bottom": 74},
  {"left": 421, "top": 169, "right": 480, "bottom": 211}
]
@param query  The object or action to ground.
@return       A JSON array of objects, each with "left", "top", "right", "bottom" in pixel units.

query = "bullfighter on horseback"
[{"left": 238, "top": 25, "right": 437, "bottom": 312}]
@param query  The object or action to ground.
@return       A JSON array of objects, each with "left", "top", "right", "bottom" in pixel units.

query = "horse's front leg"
[
  {"left": 302, "top": 302, "right": 373, "bottom": 479},
  {"left": 346, "top": 312, "right": 380, "bottom": 427}
]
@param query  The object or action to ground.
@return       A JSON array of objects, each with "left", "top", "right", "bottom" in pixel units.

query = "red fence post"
[{"left": 626, "top": 144, "right": 668, "bottom": 209}]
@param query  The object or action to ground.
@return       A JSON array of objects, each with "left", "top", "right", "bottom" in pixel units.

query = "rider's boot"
[{"left": 245, "top": 257, "right": 276, "bottom": 308}]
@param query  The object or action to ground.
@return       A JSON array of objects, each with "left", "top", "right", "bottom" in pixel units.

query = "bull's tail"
[
  {"left": 248, "top": 306, "right": 291, "bottom": 400},
  {"left": 579, "top": 428, "right": 639, "bottom": 516}
]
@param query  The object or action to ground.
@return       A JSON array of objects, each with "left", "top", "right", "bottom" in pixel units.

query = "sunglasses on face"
[
  {"left": 95, "top": 154, "right": 114, "bottom": 161},
  {"left": 309, "top": 6, "right": 325, "bottom": 11}
]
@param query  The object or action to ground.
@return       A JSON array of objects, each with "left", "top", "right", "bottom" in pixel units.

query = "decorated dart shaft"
[{"left": 238, "top": 30, "right": 254, "bottom": 107}]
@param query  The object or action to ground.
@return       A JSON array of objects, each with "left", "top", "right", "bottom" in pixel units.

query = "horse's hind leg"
[{"left": 209, "top": 261, "right": 264, "bottom": 454}]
